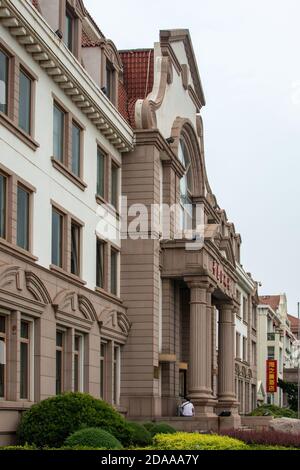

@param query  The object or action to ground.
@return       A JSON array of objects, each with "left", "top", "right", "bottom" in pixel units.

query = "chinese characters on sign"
[
  {"left": 266, "top": 359, "right": 278, "bottom": 393},
  {"left": 212, "top": 261, "right": 231, "bottom": 291}
]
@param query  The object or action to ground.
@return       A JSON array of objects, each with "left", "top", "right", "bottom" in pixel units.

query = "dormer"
[{"left": 37, "top": 0, "right": 85, "bottom": 60}]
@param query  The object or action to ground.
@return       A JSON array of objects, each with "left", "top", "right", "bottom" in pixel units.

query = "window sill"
[
  {"left": 0, "top": 237, "right": 38, "bottom": 263},
  {"left": 0, "top": 400, "right": 35, "bottom": 410},
  {"left": 95, "top": 195, "right": 120, "bottom": 219},
  {"left": 50, "top": 264, "right": 86, "bottom": 286},
  {"left": 51, "top": 157, "right": 87, "bottom": 191},
  {"left": 95, "top": 286, "right": 123, "bottom": 305},
  {"left": 0, "top": 112, "right": 39, "bottom": 151}
]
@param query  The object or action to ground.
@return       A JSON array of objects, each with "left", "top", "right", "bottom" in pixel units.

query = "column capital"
[{"left": 184, "top": 276, "right": 214, "bottom": 293}]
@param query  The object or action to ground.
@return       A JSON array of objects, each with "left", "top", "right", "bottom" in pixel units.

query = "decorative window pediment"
[{"left": 52, "top": 289, "right": 96, "bottom": 331}]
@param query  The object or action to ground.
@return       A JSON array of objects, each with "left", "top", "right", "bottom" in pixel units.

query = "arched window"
[{"left": 178, "top": 138, "right": 193, "bottom": 230}]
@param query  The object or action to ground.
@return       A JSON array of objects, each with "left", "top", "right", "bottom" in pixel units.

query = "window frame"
[
  {"left": 19, "top": 316, "right": 34, "bottom": 402},
  {"left": 96, "top": 145, "right": 107, "bottom": 201},
  {"left": 110, "top": 246, "right": 120, "bottom": 297},
  {"left": 16, "top": 183, "right": 31, "bottom": 252},
  {"left": 18, "top": 66, "right": 33, "bottom": 136},
  {"left": 0, "top": 171, "right": 8, "bottom": 241},
  {"left": 100, "top": 341, "right": 107, "bottom": 400},
  {"left": 113, "top": 344, "right": 121, "bottom": 406},
  {"left": 73, "top": 332, "right": 84, "bottom": 393},
  {"left": 56, "top": 329, "right": 65, "bottom": 395},
  {"left": 51, "top": 206, "right": 65, "bottom": 269},
  {"left": 96, "top": 237, "right": 107, "bottom": 290},
  {"left": 70, "top": 219, "right": 81, "bottom": 277},
  {"left": 0, "top": 313, "right": 7, "bottom": 400},
  {"left": 110, "top": 160, "right": 120, "bottom": 212},
  {"left": 0, "top": 46, "right": 10, "bottom": 117}
]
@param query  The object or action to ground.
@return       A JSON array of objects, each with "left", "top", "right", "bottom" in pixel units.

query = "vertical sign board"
[{"left": 266, "top": 360, "right": 277, "bottom": 393}]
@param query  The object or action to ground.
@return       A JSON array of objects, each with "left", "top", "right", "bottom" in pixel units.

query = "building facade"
[
  {"left": 234, "top": 265, "right": 258, "bottom": 414},
  {"left": 0, "top": 0, "right": 258, "bottom": 443},
  {"left": 257, "top": 295, "right": 296, "bottom": 407}
]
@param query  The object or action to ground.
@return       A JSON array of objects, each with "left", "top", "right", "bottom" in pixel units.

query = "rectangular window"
[
  {"left": 243, "top": 297, "right": 247, "bottom": 322},
  {"left": 236, "top": 332, "right": 240, "bottom": 359},
  {"left": 20, "top": 320, "right": 30, "bottom": 400},
  {"left": 252, "top": 341, "right": 257, "bottom": 365},
  {"left": 113, "top": 345, "right": 120, "bottom": 405},
  {"left": 18, "top": 69, "right": 32, "bottom": 135},
  {"left": 0, "top": 315, "right": 6, "bottom": 399},
  {"left": 100, "top": 342, "right": 106, "bottom": 399},
  {"left": 0, "top": 174, "right": 6, "bottom": 239},
  {"left": 111, "top": 163, "right": 119, "bottom": 209},
  {"left": 65, "top": 10, "right": 73, "bottom": 52},
  {"left": 267, "top": 346, "right": 275, "bottom": 360},
  {"left": 71, "top": 221, "right": 80, "bottom": 276},
  {"left": 71, "top": 122, "right": 81, "bottom": 177},
  {"left": 52, "top": 208, "right": 63, "bottom": 268},
  {"left": 56, "top": 330, "right": 64, "bottom": 395},
  {"left": 243, "top": 336, "right": 247, "bottom": 362},
  {"left": 17, "top": 185, "right": 30, "bottom": 251},
  {"left": 74, "top": 334, "right": 83, "bottom": 392},
  {"left": 96, "top": 238, "right": 105, "bottom": 289},
  {"left": 110, "top": 248, "right": 118, "bottom": 296},
  {"left": 97, "top": 148, "right": 105, "bottom": 199},
  {"left": 0, "top": 49, "right": 9, "bottom": 115},
  {"left": 53, "top": 104, "right": 65, "bottom": 162},
  {"left": 106, "top": 62, "right": 114, "bottom": 101}
]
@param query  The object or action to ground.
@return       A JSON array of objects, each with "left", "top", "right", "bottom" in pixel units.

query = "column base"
[
  {"left": 215, "top": 401, "right": 241, "bottom": 430},
  {"left": 192, "top": 398, "right": 218, "bottom": 418}
]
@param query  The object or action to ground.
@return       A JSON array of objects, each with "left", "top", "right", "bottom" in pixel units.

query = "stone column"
[
  {"left": 186, "top": 279, "right": 216, "bottom": 416},
  {"left": 217, "top": 303, "right": 239, "bottom": 417}
]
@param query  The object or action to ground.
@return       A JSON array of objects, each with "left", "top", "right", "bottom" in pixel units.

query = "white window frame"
[
  {"left": 20, "top": 315, "right": 34, "bottom": 402},
  {"left": 113, "top": 344, "right": 121, "bottom": 406},
  {"left": 73, "top": 332, "right": 84, "bottom": 392},
  {"left": 0, "top": 309, "right": 9, "bottom": 401}
]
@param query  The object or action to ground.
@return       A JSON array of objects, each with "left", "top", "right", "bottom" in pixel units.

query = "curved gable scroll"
[
  {"left": 53, "top": 289, "right": 95, "bottom": 331},
  {"left": 25, "top": 271, "right": 51, "bottom": 304},
  {"left": 99, "top": 308, "right": 131, "bottom": 344}
]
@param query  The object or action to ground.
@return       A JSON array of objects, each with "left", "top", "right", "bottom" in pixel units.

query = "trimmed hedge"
[
  {"left": 223, "top": 429, "right": 300, "bottom": 449},
  {"left": 153, "top": 432, "right": 248, "bottom": 450},
  {"left": 127, "top": 423, "right": 152, "bottom": 446},
  {"left": 17, "top": 393, "right": 133, "bottom": 448},
  {"left": 249, "top": 404, "right": 297, "bottom": 419},
  {"left": 149, "top": 423, "right": 177, "bottom": 437},
  {"left": 65, "top": 428, "right": 122, "bottom": 449},
  {"left": 143, "top": 422, "right": 155, "bottom": 432}
]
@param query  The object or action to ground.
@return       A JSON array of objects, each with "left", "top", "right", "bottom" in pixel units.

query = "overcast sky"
[{"left": 85, "top": 0, "right": 300, "bottom": 314}]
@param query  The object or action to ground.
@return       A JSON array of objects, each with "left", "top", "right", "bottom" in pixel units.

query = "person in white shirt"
[{"left": 180, "top": 398, "right": 195, "bottom": 417}]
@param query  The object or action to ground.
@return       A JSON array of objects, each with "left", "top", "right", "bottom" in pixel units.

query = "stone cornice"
[{"left": 0, "top": 0, "right": 134, "bottom": 152}]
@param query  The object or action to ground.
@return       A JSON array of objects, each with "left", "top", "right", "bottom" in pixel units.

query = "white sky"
[{"left": 84, "top": 0, "right": 300, "bottom": 314}]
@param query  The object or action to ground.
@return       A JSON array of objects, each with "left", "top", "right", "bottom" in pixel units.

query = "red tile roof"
[
  {"left": 288, "top": 314, "right": 300, "bottom": 329},
  {"left": 118, "top": 50, "right": 154, "bottom": 126},
  {"left": 259, "top": 295, "right": 281, "bottom": 312}
]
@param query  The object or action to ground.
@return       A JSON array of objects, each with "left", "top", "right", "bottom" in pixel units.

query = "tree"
[{"left": 278, "top": 379, "right": 298, "bottom": 412}]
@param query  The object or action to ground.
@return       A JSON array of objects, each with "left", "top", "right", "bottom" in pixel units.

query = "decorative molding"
[
  {"left": 78, "top": 294, "right": 98, "bottom": 322},
  {"left": 0, "top": 0, "right": 134, "bottom": 152},
  {"left": 25, "top": 271, "right": 51, "bottom": 304},
  {"left": 0, "top": 264, "right": 22, "bottom": 291},
  {"left": 53, "top": 289, "right": 77, "bottom": 313}
]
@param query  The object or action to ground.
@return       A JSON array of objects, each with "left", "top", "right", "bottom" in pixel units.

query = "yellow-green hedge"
[{"left": 153, "top": 432, "right": 248, "bottom": 450}]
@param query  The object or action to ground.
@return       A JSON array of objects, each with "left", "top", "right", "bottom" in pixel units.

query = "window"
[
  {"left": 65, "top": 10, "right": 73, "bottom": 52},
  {"left": 111, "top": 162, "right": 119, "bottom": 210},
  {"left": 96, "top": 238, "right": 105, "bottom": 289},
  {"left": 17, "top": 185, "right": 30, "bottom": 251},
  {"left": 53, "top": 103, "right": 65, "bottom": 163},
  {"left": 178, "top": 139, "right": 193, "bottom": 231},
  {"left": 18, "top": 69, "right": 32, "bottom": 135},
  {"left": 71, "top": 221, "right": 81, "bottom": 276},
  {"left": 20, "top": 320, "right": 31, "bottom": 400},
  {"left": 0, "top": 173, "right": 7, "bottom": 239},
  {"left": 113, "top": 345, "right": 120, "bottom": 405},
  {"left": 52, "top": 208, "right": 63, "bottom": 267},
  {"left": 0, "top": 49, "right": 9, "bottom": 115},
  {"left": 71, "top": 122, "right": 81, "bottom": 177},
  {"left": 267, "top": 346, "right": 275, "bottom": 360},
  {"left": 97, "top": 148, "right": 105, "bottom": 199},
  {"left": 243, "top": 297, "right": 248, "bottom": 323},
  {"left": 56, "top": 330, "right": 64, "bottom": 395},
  {"left": 251, "top": 341, "right": 257, "bottom": 365},
  {"left": 74, "top": 334, "right": 83, "bottom": 392},
  {"left": 242, "top": 336, "right": 247, "bottom": 362},
  {"left": 0, "top": 315, "right": 6, "bottom": 399},
  {"left": 100, "top": 342, "right": 106, "bottom": 399},
  {"left": 106, "top": 61, "right": 115, "bottom": 102},
  {"left": 236, "top": 332, "right": 241, "bottom": 359},
  {"left": 110, "top": 248, "right": 118, "bottom": 296}
]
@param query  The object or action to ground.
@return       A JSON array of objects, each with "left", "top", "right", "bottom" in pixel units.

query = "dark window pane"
[
  {"left": 21, "top": 321, "right": 29, "bottom": 339},
  {"left": 53, "top": 104, "right": 64, "bottom": 162},
  {"left": 0, "top": 315, "right": 5, "bottom": 333},
  {"left": 72, "top": 122, "right": 80, "bottom": 176},
  {"left": 96, "top": 239, "right": 104, "bottom": 288},
  {"left": 74, "top": 354, "right": 79, "bottom": 392},
  {"left": 56, "top": 350, "right": 62, "bottom": 395},
  {"left": 0, "top": 338, "right": 5, "bottom": 398},
  {"left": 17, "top": 186, "right": 29, "bottom": 251},
  {"left": 111, "top": 249, "right": 118, "bottom": 296},
  {"left": 106, "top": 62, "right": 114, "bottom": 101},
  {"left": 52, "top": 209, "right": 62, "bottom": 267},
  {"left": 71, "top": 222, "right": 80, "bottom": 276},
  {"left": 0, "top": 50, "right": 8, "bottom": 115},
  {"left": 0, "top": 174, "right": 6, "bottom": 239},
  {"left": 20, "top": 342, "right": 29, "bottom": 399},
  {"left": 56, "top": 331, "right": 63, "bottom": 348},
  {"left": 111, "top": 164, "right": 118, "bottom": 209},
  {"left": 97, "top": 149, "right": 105, "bottom": 198},
  {"left": 65, "top": 11, "right": 73, "bottom": 51},
  {"left": 18, "top": 70, "right": 31, "bottom": 134}
]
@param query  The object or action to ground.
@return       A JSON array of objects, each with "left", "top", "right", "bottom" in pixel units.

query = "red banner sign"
[{"left": 266, "top": 360, "right": 277, "bottom": 393}]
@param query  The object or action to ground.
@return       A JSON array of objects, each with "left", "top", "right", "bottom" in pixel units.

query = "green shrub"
[
  {"left": 17, "top": 393, "right": 133, "bottom": 448},
  {"left": 65, "top": 428, "right": 122, "bottom": 450},
  {"left": 127, "top": 422, "right": 152, "bottom": 446},
  {"left": 153, "top": 432, "right": 247, "bottom": 450},
  {"left": 150, "top": 423, "right": 177, "bottom": 437},
  {"left": 249, "top": 404, "right": 297, "bottom": 419},
  {"left": 143, "top": 422, "right": 156, "bottom": 432}
]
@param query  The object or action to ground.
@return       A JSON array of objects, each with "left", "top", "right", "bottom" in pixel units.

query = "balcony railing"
[{"left": 267, "top": 333, "right": 275, "bottom": 341}]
